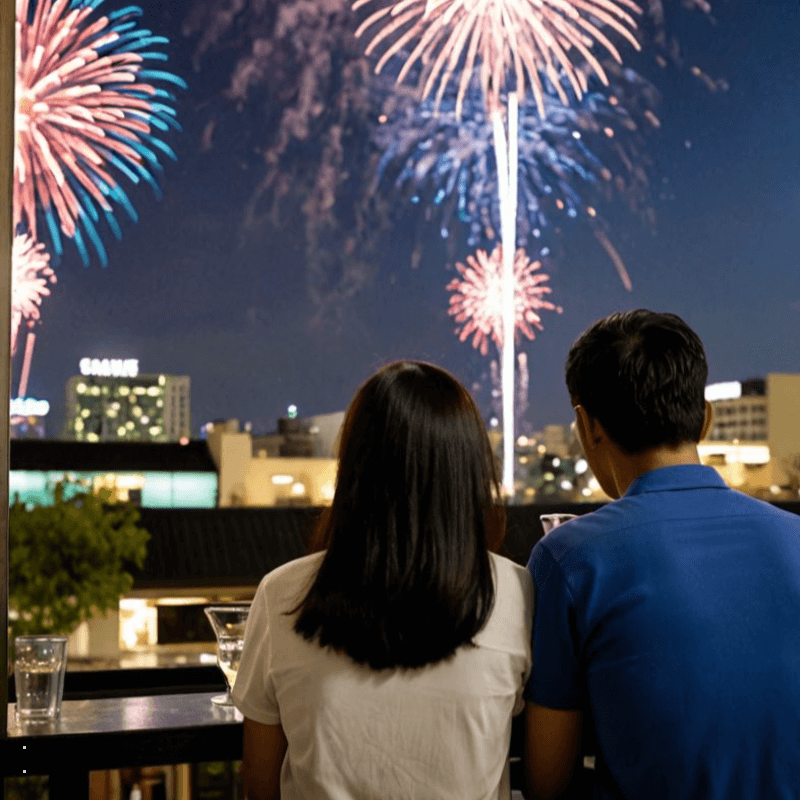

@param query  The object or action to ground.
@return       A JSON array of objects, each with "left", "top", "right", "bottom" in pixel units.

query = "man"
[{"left": 524, "top": 310, "right": 800, "bottom": 800}]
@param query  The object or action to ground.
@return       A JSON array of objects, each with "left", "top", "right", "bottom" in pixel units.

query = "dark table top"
[{"left": 2, "top": 693, "right": 243, "bottom": 776}]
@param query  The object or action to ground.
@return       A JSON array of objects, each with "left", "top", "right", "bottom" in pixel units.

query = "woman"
[{"left": 233, "top": 361, "right": 533, "bottom": 800}]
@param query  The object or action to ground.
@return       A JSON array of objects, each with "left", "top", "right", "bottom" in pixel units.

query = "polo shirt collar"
[{"left": 624, "top": 464, "right": 728, "bottom": 497}]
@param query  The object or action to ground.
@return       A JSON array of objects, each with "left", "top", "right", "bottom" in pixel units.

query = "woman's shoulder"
[
  {"left": 474, "top": 553, "right": 533, "bottom": 652},
  {"left": 257, "top": 551, "right": 325, "bottom": 604},
  {"left": 489, "top": 552, "right": 533, "bottom": 596}
]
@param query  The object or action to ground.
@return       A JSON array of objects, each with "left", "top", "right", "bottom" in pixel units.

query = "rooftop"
[{"left": 10, "top": 440, "right": 217, "bottom": 473}]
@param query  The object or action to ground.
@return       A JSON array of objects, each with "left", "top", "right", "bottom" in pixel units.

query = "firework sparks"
[
  {"left": 353, "top": 0, "right": 642, "bottom": 118},
  {"left": 15, "top": 0, "right": 186, "bottom": 266},
  {"left": 374, "top": 76, "right": 653, "bottom": 286},
  {"left": 447, "top": 245, "right": 562, "bottom": 356},
  {"left": 11, "top": 233, "right": 56, "bottom": 356}
]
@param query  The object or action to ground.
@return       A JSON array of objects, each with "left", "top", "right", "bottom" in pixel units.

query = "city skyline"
[{"left": 14, "top": 0, "right": 800, "bottom": 440}]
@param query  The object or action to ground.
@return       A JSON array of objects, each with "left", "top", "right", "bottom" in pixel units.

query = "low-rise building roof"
[{"left": 10, "top": 440, "right": 217, "bottom": 473}]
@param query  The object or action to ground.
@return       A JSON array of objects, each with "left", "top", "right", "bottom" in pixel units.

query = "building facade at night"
[
  {"left": 65, "top": 362, "right": 191, "bottom": 443},
  {"left": 10, "top": 439, "right": 217, "bottom": 508},
  {"left": 700, "top": 373, "right": 800, "bottom": 497}
]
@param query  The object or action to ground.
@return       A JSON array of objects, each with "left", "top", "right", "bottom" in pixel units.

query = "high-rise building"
[{"left": 65, "top": 361, "right": 190, "bottom": 442}]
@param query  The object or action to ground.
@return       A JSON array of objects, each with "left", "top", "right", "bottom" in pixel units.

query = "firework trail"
[
  {"left": 15, "top": 0, "right": 186, "bottom": 266},
  {"left": 353, "top": 0, "right": 641, "bottom": 119},
  {"left": 447, "top": 245, "right": 562, "bottom": 356},
  {"left": 490, "top": 351, "right": 530, "bottom": 434},
  {"left": 354, "top": 0, "right": 645, "bottom": 495},
  {"left": 374, "top": 74, "right": 655, "bottom": 286},
  {"left": 11, "top": 233, "right": 56, "bottom": 357}
]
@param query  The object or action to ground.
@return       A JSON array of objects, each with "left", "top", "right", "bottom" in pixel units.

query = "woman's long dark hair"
[{"left": 293, "top": 361, "right": 504, "bottom": 670}]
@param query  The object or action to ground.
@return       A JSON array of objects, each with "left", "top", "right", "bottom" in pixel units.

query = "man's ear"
[
  {"left": 574, "top": 405, "right": 601, "bottom": 451},
  {"left": 700, "top": 400, "right": 714, "bottom": 440}
]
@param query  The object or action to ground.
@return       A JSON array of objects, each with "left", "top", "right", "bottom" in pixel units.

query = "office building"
[
  {"left": 700, "top": 373, "right": 800, "bottom": 496},
  {"left": 65, "top": 359, "right": 190, "bottom": 442}
]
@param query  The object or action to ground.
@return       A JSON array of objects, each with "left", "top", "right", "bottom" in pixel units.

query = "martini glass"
[
  {"left": 539, "top": 513, "right": 578, "bottom": 535},
  {"left": 204, "top": 604, "right": 251, "bottom": 706}
]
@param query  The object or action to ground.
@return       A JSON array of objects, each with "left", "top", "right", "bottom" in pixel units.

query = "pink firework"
[
  {"left": 11, "top": 233, "right": 56, "bottom": 356},
  {"left": 447, "top": 246, "right": 562, "bottom": 356},
  {"left": 353, "top": 0, "right": 642, "bottom": 117},
  {"left": 14, "top": 0, "right": 185, "bottom": 265}
]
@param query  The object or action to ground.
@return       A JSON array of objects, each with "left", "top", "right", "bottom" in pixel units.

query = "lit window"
[
  {"left": 118, "top": 426, "right": 127, "bottom": 437},
  {"left": 126, "top": 421, "right": 135, "bottom": 430},
  {"left": 86, "top": 433, "right": 99, "bottom": 443},
  {"left": 133, "top": 386, "right": 146, "bottom": 395},
  {"left": 74, "top": 419, "right": 85, "bottom": 432},
  {"left": 107, "top": 409, "right": 118, "bottom": 419},
  {"left": 147, "top": 386, "right": 161, "bottom": 396},
  {"left": 81, "top": 408, "right": 91, "bottom": 418},
  {"left": 91, "top": 387, "right": 101, "bottom": 396},
  {"left": 271, "top": 475, "right": 293, "bottom": 485},
  {"left": 149, "top": 426, "right": 162, "bottom": 436},
  {"left": 141, "top": 416, "right": 150, "bottom": 424},
  {"left": 119, "top": 386, "right": 130, "bottom": 396},
  {"left": 76, "top": 382, "right": 87, "bottom": 394},
  {"left": 132, "top": 406, "right": 142, "bottom": 417},
  {"left": 158, "top": 375, "right": 166, "bottom": 386}
]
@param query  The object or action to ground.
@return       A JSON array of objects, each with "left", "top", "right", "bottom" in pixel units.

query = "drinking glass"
[
  {"left": 14, "top": 635, "right": 69, "bottom": 721},
  {"left": 539, "top": 513, "right": 578, "bottom": 535},
  {"left": 204, "top": 604, "right": 251, "bottom": 706}
]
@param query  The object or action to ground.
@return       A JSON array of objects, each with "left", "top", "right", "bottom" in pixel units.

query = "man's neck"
[{"left": 610, "top": 442, "right": 702, "bottom": 497}]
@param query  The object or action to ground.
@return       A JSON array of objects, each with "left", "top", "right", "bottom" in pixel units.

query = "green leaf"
[{"left": 9, "top": 481, "right": 150, "bottom": 643}]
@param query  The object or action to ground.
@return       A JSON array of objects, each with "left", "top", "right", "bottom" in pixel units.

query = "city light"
[
  {"left": 79, "top": 358, "right": 139, "bottom": 378},
  {"left": 705, "top": 381, "right": 742, "bottom": 402},
  {"left": 10, "top": 398, "right": 49, "bottom": 417}
]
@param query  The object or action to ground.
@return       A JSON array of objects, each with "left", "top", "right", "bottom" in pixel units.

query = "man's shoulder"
[{"left": 531, "top": 484, "right": 800, "bottom": 572}]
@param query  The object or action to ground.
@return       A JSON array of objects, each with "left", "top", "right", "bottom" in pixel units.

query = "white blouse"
[{"left": 233, "top": 550, "right": 533, "bottom": 800}]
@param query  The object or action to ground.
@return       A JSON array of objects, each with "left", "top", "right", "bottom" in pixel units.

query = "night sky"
[{"left": 22, "top": 0, "right": 800, "bottom": 439}]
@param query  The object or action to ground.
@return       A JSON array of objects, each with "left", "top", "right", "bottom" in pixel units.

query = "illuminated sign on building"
[
  {"left": 79, "top": 358, "right": 139, "bottom": 378},
  {"left": 705, "top": 381, "right": 742, "bottom": 402},
  {"left": 10, "top": 398, "right": 50, "bottom": 417}
]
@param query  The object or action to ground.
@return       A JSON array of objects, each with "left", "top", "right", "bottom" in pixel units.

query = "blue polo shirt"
[{"left": 526, "top": 465, "right": 800, "bottom": 799}]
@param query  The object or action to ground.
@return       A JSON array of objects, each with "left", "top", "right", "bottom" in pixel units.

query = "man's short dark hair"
[{"left": 566, "top": 310, "right": 708, "bottom": 454}]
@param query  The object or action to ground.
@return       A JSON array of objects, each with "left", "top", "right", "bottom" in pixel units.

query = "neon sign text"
[{"left": 79, "top": 358, "right": 139, "bottom": 378}]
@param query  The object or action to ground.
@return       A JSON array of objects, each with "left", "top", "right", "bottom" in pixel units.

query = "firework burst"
[
  {"left": 353, "top": 0, "right": 642, "bottom": 118},
  {"left": 11, "top": 233, "right": 56, "bottom": 356},
  {"left": 447, "top": 245, "right": 562, "bottom": 356},
  {"left": 15, "top": 0, "right": 186, "bottom": 265},
  {"left": 374, "top": 75, "right": 654, "bottom": 287}
]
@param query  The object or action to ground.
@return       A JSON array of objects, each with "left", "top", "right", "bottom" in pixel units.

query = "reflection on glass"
[
  {"left": 539, "top": 514, "right": 578, "bottom": 536},
  {"left": 203, "top": 605, "right": 251, "bottom": 706}
]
